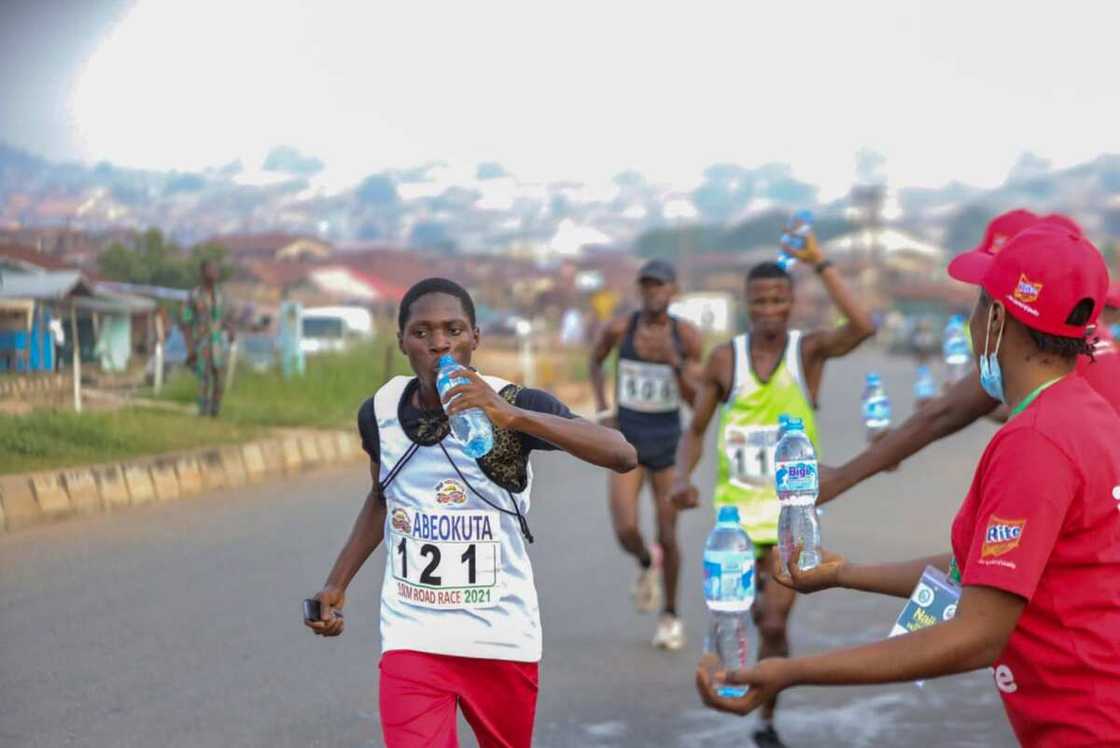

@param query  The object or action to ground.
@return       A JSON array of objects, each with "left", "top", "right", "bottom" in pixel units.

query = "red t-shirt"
[
  {"left": 950, "top": 375, "right": 1120, "bottom": 747},
  {"left": 1077, "top": 326, "right": 1120, "bottom": 410}
]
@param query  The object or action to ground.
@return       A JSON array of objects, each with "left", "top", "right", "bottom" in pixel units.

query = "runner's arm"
[
  {"left": 673, "top": 320, "right": 705, "bottom": 407},
  {"left": 307, "top": 461, "right": 386, "bottom": 636},
  {"left": 671, "top": 344, "right": 731, "bottom": 507},
  {"left": 443, "top": 369, "right": 637, "bottom": 472},
  {"left": 323, "top": 460, "right": 387, "bottom": 592},
  {"left": 818, "top": 373, "right": 997, "bottom": 505},
  {"left": 795, "top": 233, "right": 877, "bottom": 361},
  {"left": 589, "top": 317, "right": 625, "bottom": 415}
]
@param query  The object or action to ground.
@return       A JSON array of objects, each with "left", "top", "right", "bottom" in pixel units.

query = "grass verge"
[{"left": 0, "top": 340, "right": 410, "bottom": 475}]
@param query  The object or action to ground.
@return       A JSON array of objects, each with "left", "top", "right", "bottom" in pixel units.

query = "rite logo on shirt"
[{"left": 982, "top": 515, "right": 1026, "bottom": 558}]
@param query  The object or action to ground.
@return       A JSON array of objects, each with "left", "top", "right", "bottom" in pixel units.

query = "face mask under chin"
[{"left": 978, "top": 305, "right": 1006, "bottom": 404}]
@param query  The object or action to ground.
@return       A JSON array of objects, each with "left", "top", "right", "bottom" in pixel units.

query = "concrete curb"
[{"left": 0, "top": 430, "right": 364, "bottom": 534}]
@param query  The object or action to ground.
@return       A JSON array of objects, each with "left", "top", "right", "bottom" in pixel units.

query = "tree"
[{"left": 97, "top": 229, "right": 231, "bottom": 288}]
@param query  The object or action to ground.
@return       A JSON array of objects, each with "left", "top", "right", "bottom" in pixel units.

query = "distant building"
[{"left": 207, "top": 232, "right": 334, "bottom": 262}]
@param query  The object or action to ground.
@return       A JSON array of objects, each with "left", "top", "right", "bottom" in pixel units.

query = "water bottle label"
[
  {"left": 703, "top": 553, "right": 755, "bottom": 609},
  {"left": 888, "top": 565, "right": 960, "bottom": 638},
  {"left": 775, "top": 459, "right": 818, "bottom": 494},
  {"left": 862, "top": 398, "right": 891, "bottom": 423}
]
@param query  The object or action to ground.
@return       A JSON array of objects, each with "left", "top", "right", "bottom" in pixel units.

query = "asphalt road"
[{"left": 0, "top": 350, "right": 1017, "bottom": 747}]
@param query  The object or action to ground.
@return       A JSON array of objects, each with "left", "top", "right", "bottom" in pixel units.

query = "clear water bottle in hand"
[
  {"left": 775, "top": 418, "right": 821, "bottom": 571},
  {"left": 777, "top": 209, "right": 814, "bottom": 272},
  {"left": 942, "top": 314, "right": 972, "bottom": 384},
  {"left": 861, "top": 372, "right": 891, "bottom": 441},
  {"left": 436, "top": 354, "right": 494, "bottom": 459},
  {"left": 914, "top": 364, "right": 937, "bottom": 407},
  {"left": 703, "top": 506, "right": 755, "bottom": 697}
]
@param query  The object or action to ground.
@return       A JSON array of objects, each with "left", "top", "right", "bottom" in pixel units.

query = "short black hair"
[
  {"left": 1026, "top": 297, "right": 1097, "bottom": 360},
  {"left": 746, "top": 261, "right": 793, "bottom": 286},
  {"left": 981, "top": 290, "right": 1097, "bottom": 360},
  {"left": 398, "top": 277, "right": 477, "bottom": 331}
]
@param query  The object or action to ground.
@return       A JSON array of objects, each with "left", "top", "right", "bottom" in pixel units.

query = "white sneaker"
[
  {"left": 652, "top": 614, "right": 686, "bottom": 651},
  {"left": 633, "top": 565, "right": 662, "bottom": 613},
  {"left": 633, "top": 544, "right": 663, "bottom": 613}
]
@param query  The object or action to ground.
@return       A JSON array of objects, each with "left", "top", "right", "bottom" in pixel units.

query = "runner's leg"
[
  {"left": 649, "top": 465, "right": 680, "bottom": 615},
  {"left": 752, "top": 545, "right": 796, "bottom": 721},
  {"left": 379, "top": 651, "right": 460, "bottom": 748},
  {"left": 456, "top": 657, "right": 539, "bottom": 748},
  {"left": 608, "top": 465, "right": 649, "bottom": 567}
]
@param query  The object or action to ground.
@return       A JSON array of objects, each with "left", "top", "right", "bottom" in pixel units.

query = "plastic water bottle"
[
  {"left": 703, "top": 506, "right": 755, "bottom": 697},
  {"left": 775, "top": 418, "right": 821, "bottom": 571},
  {"left": 777, "top": 209, "right": 814, "bottom": 272},
  {"left": 914, "top": 364, "right": 937, "bottom": 407},
  {"left": 861, "top": 373, "right": 891, "bottom": 441},
  {"left": 436, "top": 354, "right": 494, "bottom": 458},
  {"left": 942, "top": 314, "right": 972, "bottom": 384}
]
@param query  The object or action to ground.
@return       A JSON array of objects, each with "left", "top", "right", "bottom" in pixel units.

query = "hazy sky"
[{"left": 4, "top": 0, "right": 1120, "bottom": 198}]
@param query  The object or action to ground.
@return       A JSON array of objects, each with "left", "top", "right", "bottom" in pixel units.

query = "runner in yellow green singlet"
[
  {"left": 671, "top": 228, "right": 875, "bottom": 748},
  {"left": 713, "top": 330, "right": 818, "bottom": 548}
]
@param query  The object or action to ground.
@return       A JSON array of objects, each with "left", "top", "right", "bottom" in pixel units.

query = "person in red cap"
[
  {"left": 695, "top": 224, "right": 1120, "bottom": 747},
  {"left": 1105, "top": 282, "right": 1120, "bottom": 340},
  {"left": 817, "top": 211, "right": 1120, "bottom": 505}
]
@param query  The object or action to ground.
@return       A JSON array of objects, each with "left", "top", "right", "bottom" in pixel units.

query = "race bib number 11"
[{"left": 389, "top": 507, "right": 502, "bottom": 609}]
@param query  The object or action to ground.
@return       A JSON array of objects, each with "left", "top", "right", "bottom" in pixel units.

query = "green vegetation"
[
  {"left": 0, "top": 340, "right": 411, "bottom": 474},
  {"left": 156, "top": 339, "right": 412, "bottom": 428},
  {"left": 0, "top": 409, "right": 261, "bottom": 474},
  {"left": 98, "top": 227, "right": 232, "bottom": 288}
]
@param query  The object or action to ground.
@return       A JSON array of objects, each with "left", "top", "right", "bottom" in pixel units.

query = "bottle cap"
[
  {"left": 717, "top": 506, "right": 741, "bottom": 524},
  {"left": 785, "top": 417, "right": 804, "bottom": 431},
  {"left": 866, "top": 372, "right": 881, "bottom": 383},
  {"left": 438, "top": 354, "right": 457, "bottom": 368}
]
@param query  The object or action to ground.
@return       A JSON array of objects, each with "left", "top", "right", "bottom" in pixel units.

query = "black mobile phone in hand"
[{"left": 303, "top": 598, "right": 321, "bottom": 623}]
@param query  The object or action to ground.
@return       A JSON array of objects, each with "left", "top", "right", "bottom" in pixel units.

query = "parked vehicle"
[{"left": 299, "top": 306, "right": 374, "bottom": 356}]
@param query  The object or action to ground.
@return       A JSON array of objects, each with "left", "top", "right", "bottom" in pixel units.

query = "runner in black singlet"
[{"left": 590, "top": 259, "right": 703, "bottom": 650}]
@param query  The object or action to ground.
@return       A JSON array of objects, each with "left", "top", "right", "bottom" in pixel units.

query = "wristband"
[{"left": 814, "top": 259, "right": 834, "bottom": 274}]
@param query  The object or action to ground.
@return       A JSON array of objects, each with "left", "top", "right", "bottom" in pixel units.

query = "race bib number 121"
[{"left": 389, "top": 507, "right": 502, "bottom": 609}]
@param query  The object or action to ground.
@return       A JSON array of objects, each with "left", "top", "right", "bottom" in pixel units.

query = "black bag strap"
[{"left": 378, "top": 441, "right": 419, "bottom": 493}]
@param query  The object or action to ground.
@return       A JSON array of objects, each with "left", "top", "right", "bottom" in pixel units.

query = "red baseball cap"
[
  {"left": 1039, "top": 213, "right": 1083, "bottom": 235},
  {"left": 948, "top": 209, "right": 1040, "bottom": 281},
  {"left": 950, "top": 224, "right": 1109, "bottom": 336}
]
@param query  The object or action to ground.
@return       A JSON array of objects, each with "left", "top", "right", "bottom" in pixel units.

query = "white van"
[{"left": 300, "top": 305, "right": 375, "bottom": 355}]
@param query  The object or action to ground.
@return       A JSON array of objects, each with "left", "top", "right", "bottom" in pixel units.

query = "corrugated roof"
[{"left": 0, "top": 270, "right": 92, "bottom": 299}]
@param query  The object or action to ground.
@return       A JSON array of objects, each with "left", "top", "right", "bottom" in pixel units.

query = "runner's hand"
[
  {"left": 695, "top": 654, "right": 791, "bottom": 716},
  {"left": 441, "top": 367, "right": 520, "bottom": 429},
  {"left": 670, "top": 479, "right": 699, "bottom": 510},
  {"left": 305, "top": 586, "right": 346, "bottom": 637},
  {"left": 786, "top": 230, "right": 824, "bottom": 265},
  {"left": 771, "top": 545, "right": 847, "bottom": 594}
]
